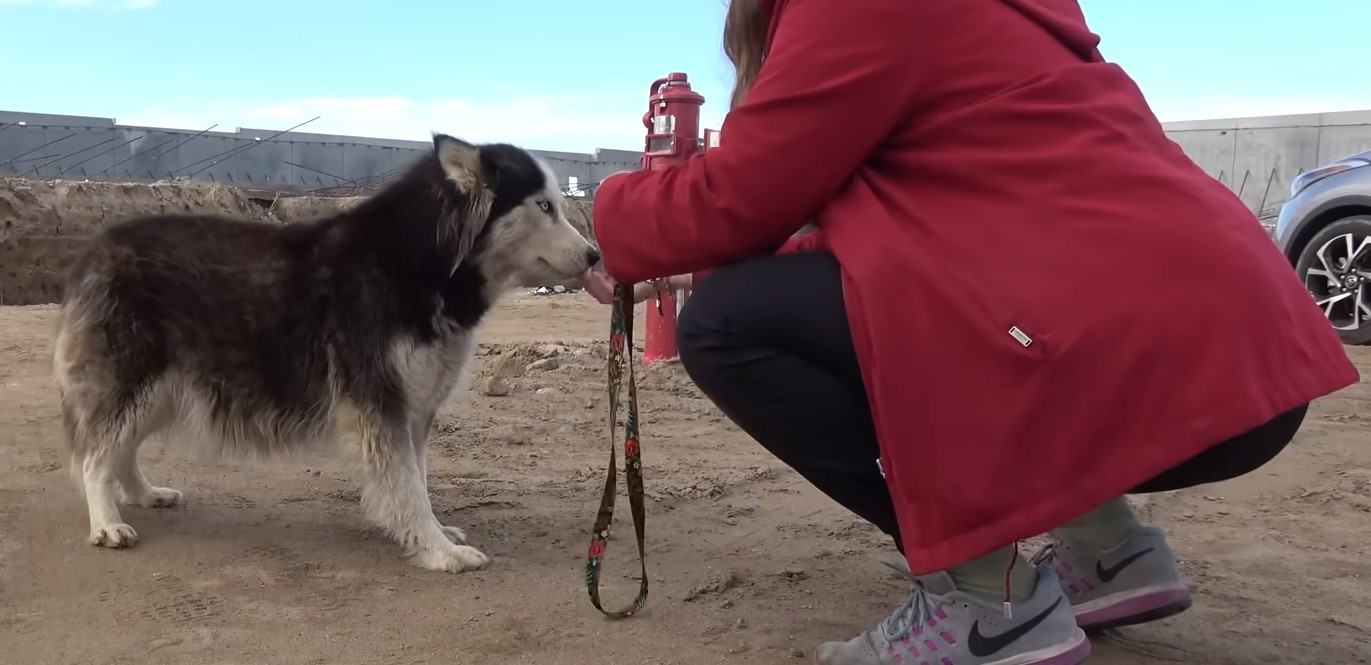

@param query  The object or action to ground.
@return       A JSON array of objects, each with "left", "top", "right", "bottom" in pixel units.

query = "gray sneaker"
[
  {"left": 812, "top": 565, "right": 1090, "bottom": 665},
  {"left": 1031, "top": 525, "right": 1192, "bottom": 631}
]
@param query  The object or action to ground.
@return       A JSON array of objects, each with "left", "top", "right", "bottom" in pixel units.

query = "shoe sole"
[
  {"left": 1075, "top": 587, "right": 1193, "bottom": 632},
  {"left": 1022, "top": 630, "right": 1093, "bottom": 665},
  {"left": 809, "top": 630, "right": 1092, "bottom": 665}
]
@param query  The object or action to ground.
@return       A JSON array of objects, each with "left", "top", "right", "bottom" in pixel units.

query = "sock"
[
  {"left": 1052, "top": 497, "right": 1143, "bottom": 551},
  {"left": 947, "top": 545, "right": 1037, "bottom": 604}
]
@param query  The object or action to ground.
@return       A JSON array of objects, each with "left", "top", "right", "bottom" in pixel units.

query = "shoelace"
[
  {"left": 879, "top": 585, "right": 944, "bottom": 641},
  {"left": 876, "top": 555, "right": 948, "bottom": 640},
  {"left": 1029, "top": 543, "right": 1057, "bottom": 567}
]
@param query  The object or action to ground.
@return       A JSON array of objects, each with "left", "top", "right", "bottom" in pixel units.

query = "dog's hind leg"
[
  {"left": 410, "top": 410, "right": 436, "bottom": 484},
  {"left": 355, "top": 407, "right": 488, "bottom": 573},
  {"left": 114, "top": 441, "right": 181, "bottom": 509},
  {"left": 410, "top": 409, "right": 467, "bottom": 546},
  {"left": 63, "top": 391, "right": 163, "bottom": 548},
  {"left": 56, "top": 317, "right": 176, "bottom": 548}
]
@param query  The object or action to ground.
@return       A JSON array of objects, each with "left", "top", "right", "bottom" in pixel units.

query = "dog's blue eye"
[{"left": 537, "top": 200, "right": 553, "bottom": 214}]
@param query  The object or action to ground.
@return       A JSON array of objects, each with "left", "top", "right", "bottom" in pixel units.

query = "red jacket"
[{"left": 592, "top": 0, "right": 1359, "bottom": 574}]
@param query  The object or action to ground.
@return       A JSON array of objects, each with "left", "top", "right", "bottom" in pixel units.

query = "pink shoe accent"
[{"left": 1076, "top": 587, "right": 1193, "bottom": 629}]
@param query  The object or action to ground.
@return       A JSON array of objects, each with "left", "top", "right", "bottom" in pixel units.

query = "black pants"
[{"left": 676, "top": 252, "right": 1308, "bottom": 549}]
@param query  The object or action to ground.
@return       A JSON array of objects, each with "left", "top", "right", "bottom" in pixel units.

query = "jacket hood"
[
  {"left": 758, "top": 0, "right": 1102, "bottom": 63},
  {"left": 996, "top": 0, "right": 1104, "bottom": 62},
  {"left": 757, "top": 0, "right": 786, "bottom": 55}
]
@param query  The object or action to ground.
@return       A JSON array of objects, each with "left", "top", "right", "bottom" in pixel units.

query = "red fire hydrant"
[{"left": 640, "top": 73, "right": 706, "bottom": 364}]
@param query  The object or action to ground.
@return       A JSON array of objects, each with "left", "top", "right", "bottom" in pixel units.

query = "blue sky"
[{"left": 2, "top": 0, "right": 1368, "bottom": 152}]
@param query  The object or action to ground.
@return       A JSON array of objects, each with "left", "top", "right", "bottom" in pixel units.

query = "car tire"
[{"left": 1294, "top": 215, "right": 1371, "bottom": 345}]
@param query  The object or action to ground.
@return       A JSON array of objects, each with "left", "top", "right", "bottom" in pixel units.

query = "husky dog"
[{"left": 52, "top": 134, "right": 599, "bottom": 573}]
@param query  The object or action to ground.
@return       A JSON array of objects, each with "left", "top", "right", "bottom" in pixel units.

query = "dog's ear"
[
  {"left": 447, "top": 188, "right": 494, "bottom": 275},
  {"left": 432, "top": 134, "right": 495, "bottom": 275},
  {"left": 433, "top": 133, "right": 484, "bottom": 193}
]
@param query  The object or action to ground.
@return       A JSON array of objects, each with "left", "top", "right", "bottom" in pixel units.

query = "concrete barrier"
[
  {"left": 0, "top": 109, "right": 640, "bottom": 196},
  {"left": 1163, "top": 109, "right": 1371, "bottom": 215}
]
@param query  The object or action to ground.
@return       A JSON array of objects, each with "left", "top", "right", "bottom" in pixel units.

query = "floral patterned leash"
[{"left": 585, "top": 282, "right": 649, "bottom": 618}]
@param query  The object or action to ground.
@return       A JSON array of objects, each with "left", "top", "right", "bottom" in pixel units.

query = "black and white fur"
[{"left": 52, "top": 134, "right": 599, "bottom": 573}]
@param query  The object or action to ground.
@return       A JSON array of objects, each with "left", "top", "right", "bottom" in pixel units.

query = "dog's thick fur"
[{"left": 52, "top": 134, "right": 598, "bottom": 573}]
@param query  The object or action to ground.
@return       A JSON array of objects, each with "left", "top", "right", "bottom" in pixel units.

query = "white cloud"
[
  {"left": 1149, "top": 94, "right": 1371, "bottom": 122},
  {"left": 119, "top": 95, "right": 663, "bottom": 154},
  {"left": 0, "top": 0, "right": 155, "bottom": 7}
]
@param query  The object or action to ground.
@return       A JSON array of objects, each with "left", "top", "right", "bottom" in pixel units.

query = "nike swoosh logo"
[
  {"left": 1095, "top": 547, "right": 1155, "bottom": 583},
  {"left": 967, "top": 597, "right": 1063, "bottom": 658}
]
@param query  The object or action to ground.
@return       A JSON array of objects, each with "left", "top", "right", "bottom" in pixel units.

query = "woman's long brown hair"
[{"left": 722, "top": 0, "right": 768, "bottom": 109}]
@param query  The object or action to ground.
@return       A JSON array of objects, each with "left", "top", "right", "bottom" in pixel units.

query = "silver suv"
[{"left": 1273, "top": 149, "right": 1371, "bottom": 345}]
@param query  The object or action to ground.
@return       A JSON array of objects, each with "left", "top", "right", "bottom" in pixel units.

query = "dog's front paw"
[
  {"left": 89, "top": 523, "right": 139, "bottom": 548},
  {"left": 127, "top": 486, "right": 183, "bottom": 508},
  {"left": 411, "top": 543, "right": 490, "bottom": 573},
  {"left": 440, "top": 525, "right": 468, "bottom": 544}
]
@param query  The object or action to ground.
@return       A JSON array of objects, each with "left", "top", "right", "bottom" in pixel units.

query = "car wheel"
[{"left": 1294, "top": 215, "right": 1371, "bottom": 345}]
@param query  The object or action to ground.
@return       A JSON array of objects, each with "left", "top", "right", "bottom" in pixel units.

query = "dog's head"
[{"left": 430, "top": 134, "right": 599, "bottom": 288}]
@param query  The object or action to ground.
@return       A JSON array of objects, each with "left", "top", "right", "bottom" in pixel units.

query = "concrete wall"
[
  {"left": 5, "top": 107, "right": 1371, "bottom": 210},
  {"left": 1162, "top": 109, "right": 1371, "bottom": 217},
  {"left": 0, "top": 110, "right": 641, "bottom": 197}
]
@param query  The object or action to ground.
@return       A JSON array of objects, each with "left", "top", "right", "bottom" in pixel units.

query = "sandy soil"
[{"left": 1, "top": 293, "right": 1368, "bottom": 665}]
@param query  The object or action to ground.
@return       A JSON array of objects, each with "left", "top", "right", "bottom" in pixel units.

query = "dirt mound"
[
  {"left": 264, "top": 194, "right": 367, "bottom": 223},
  {"left": 0, "top": 177, "right": 271, "bottom": 305},
  {"left": 564, "top": 198, "right": 596, "bottom": 246},
  {"left": 0, "top": 176, "right": 597, "bottom": 306}
]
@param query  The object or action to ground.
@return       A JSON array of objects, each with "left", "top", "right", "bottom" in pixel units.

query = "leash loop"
[{"left": 585, "top": 282, "right": 649, "bottom": 618}]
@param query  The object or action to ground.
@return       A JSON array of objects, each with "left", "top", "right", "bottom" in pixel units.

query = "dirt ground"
[{"left": 1, "top": 293, "right": 1369, "bottom": 665}]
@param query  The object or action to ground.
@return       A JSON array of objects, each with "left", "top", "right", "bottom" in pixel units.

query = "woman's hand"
[
  {"left": 580, "top": 269, "right": 693, "bottom": 306},
  {"left": 584, "top": 169, "right": 694, "bottom": 306},
  {"left": 580, "top": 170, "right": 637, "bottom": 306},
  {"left": 581, "top": 267, "right": 619, "bottom": 305}
]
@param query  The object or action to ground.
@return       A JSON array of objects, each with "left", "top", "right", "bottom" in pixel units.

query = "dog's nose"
[{"left": 585, "top": 247, "right": 601, "bottom": 266}]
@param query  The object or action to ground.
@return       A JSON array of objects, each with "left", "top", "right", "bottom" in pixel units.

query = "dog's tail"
[
  {"left": 54, "top": 310, "right": 156, "bottom": 493},
  {"left": 62, "top": 404, "right": 88, "bottom": 494},
  {"left": 53, "top": 254, "right": 120, "bottom": 491},
  {"left": 56, "top": 321, "right": 89, "bottom": 494},
  {"left": 55, "top": 300, "right": 97, "bottom": 492}
]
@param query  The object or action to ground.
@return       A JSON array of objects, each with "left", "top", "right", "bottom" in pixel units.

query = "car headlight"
[{"left": 1290, "top": 158, "right": 1370, "bottom": 197}]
